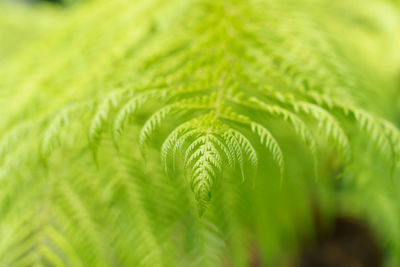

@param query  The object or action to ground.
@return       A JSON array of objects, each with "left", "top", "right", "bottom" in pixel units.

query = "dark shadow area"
[
  {"left": 12, "top": 0, "right": 64, "bottom": 5},
  {"left": 298, "top": 215, "right": 382, "bottom": 267},
  {"left": 39, "top": 0, "right": 63, "bottom": 4}
]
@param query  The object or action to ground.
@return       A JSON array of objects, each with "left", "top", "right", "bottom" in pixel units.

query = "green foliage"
[{"left": 1, "top": 0, "right": 400, "bottom": 266}]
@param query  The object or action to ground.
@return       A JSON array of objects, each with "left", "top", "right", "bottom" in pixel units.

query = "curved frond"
[{"left": 250, "top": 122, "right": 284, "bottom": 180}]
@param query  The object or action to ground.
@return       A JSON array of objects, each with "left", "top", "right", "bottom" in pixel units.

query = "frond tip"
[
  {"left": 186, "top": 133, "right": 222, "bottom": 215},
  {"left": 160, "top": 114, "right": 261, "bottom": 214}
]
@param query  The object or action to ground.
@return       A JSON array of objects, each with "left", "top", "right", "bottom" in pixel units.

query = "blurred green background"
[{"left": 1, "top": 0, "right": 400, "bottom": 266}]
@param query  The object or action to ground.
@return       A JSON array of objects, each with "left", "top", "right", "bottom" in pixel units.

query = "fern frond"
[
  {"left": 250, "top": 122, "right": 284, "bottom": 180},
  {"left": 0, "top": 121, "right": 34, "bottom": 162},
  {"left": 308, "top": 90, "right": 400, "bottom": 165},
  {"left": 186, "top": 132, "right": 222, "bottom": 215},
  {"left": 222, "top": 131, "right": 246, "bottom": 180},
  {"left": 139, "top": 95, "right": 216, "bottom": 153},
  {"left": 113, "top": 89, "right": 168, "bottom": 145},
  {"left": 4, "top": 0, "right": 397, "bottom": 212},
  {"left": 89, "top": 90, "right": 125, "bottom": 149},
  {"left": 41, "top": 103, "right": 84, "bottom": 157},
  {"left": 246, "top": 97, "right": 319, "bottom": 164},
  {"left": 226, "top": 129, "right": 258, "bottom": 170},
  {"left": 294, "top": 102, "right": 351, "bottom": 162}
]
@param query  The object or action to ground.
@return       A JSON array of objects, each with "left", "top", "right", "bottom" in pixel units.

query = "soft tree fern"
[{"left": 1, "top": 0, "right": 400, "bottom": 266}]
